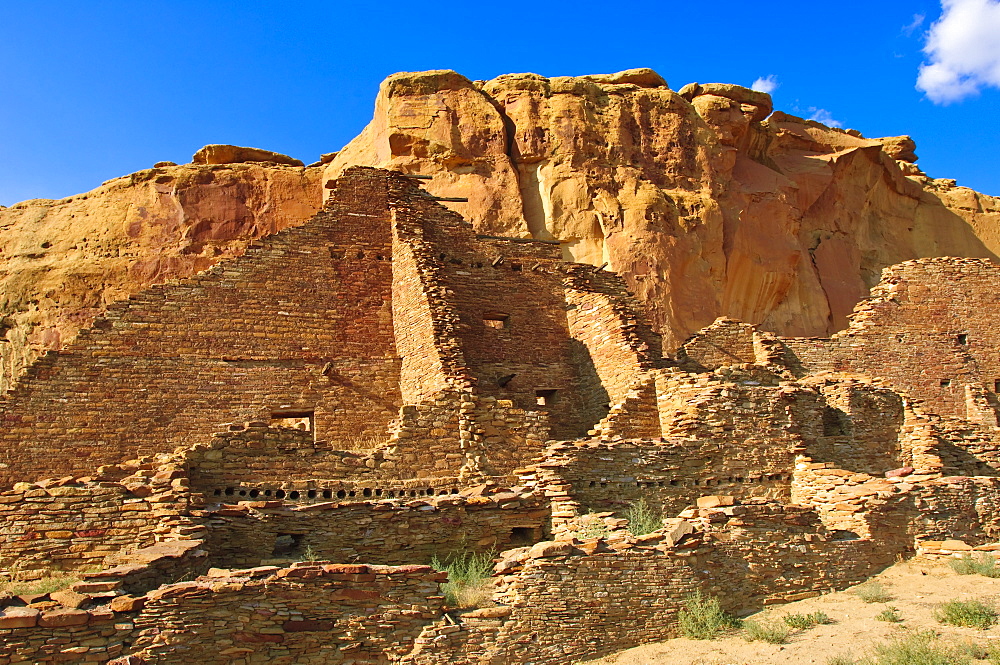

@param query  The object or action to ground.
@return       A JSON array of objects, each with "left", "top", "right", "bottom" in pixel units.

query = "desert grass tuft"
[
  {"left": 676, "top": 591, "right": 742, "bottom": 639},
  {"left": 430, "top": 548, "right": 495, "bottom": 609},
  {"left": 935, "top": 598, "right": 998, "bottom": 630},
  {"left": 783, "top": 610, "right": 832, "bottom": 629},
  {"left": 0, "top": 570, "right": 85, "bottom": 596},
  {"left": 853, "top": 580, "right": 894, "bottom": 603},
  {"left": 827, "top": 630, "right": 975, "bottom": 665},
  {"left": 948, "top": 554, "right": 1000, "bottom": 578},
  {"left": 625, "top": 498, "right": 661, "bottom": 536},
  {"left": 742, "top": 617, "right": 791, "bottom": 644},
  {"left": 874, "top": 606, "right": 903, "bottom": 623}
]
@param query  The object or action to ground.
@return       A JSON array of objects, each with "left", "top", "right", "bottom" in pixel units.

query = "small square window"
[
  {"left": 483, "top": 312, "right": 510, "bottom": 330},
  {"left": 940, "top": 379, "right": 952, "bottom": 388},
  {"left": 957, "top": 333, "right": 969, "bottom": 345},
  {"left": 535, "top": 389, "right": 558, "bottom": 406}
]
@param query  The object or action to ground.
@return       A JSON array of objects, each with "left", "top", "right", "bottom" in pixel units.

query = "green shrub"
[
  {"left": 784, "top": 610, "right": 832, "bottom": 629},
  {"left": 935, "top": 598, "right": 998, "bottom": 630},
  {"left": 625, "top": 498, "right": 661, "bottom": 536},
  {"left": 949, "top": 554, "right": 1000, "bottom": 578},
  {"left": 865, "top": 630, "right": 973, "bottom": 665},
  {"left": 854, "top": 580, "right": 894, "bottom": 603},
  {"left": 827, "top": 655, "right": 857, "bottom": 665},
  {"left": 874, "top": 606, "right": 903, "bottom": 623},
  {"left": 742, "top": 617, "right": 791, "bottom": 644},
  {"left": 676, "top": 591, "right": 742, "bottom": 639},
  {"left": 430, "top": 548, "right": 496, "bottom": 608}
]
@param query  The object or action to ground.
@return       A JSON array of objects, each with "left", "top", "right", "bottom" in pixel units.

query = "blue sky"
[{"left": 1, "top": 1, "right": 998, "bottom": 206}]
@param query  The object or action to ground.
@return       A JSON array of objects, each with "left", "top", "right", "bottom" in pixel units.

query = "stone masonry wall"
[
  {"left": 0, "top": 168, "right": 407, "bottom": 487},
  {"left": 0, "top": 563, "right": 446, "bottom": 665},
  {"left": 780, "top": 258, "right": 1000, "bottom": 421},
  {"left": 0, "top": 457, "right": 200, "bottom": 576},
  {"left": 201, "top": 491, "right": 548, "bottom": 569},
  {"left": 405, "top": 500, "right": 896, "bottom": 665},
  {"left": 391, "top": 187, "right": 660, "bottom": 440},
  {"left": 530, "top": 439, "right": 795, "bottom": 534}
]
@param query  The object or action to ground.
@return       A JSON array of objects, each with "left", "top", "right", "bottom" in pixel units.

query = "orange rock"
[
  {"left": 328, "top": 69, "right": 1000, "bottom": 349},
  {"left": 0, "top": 162, "right": 322, "bottom": 391},
  {"left": 696, "top": 495, "right": 736, "bottom": 508}
]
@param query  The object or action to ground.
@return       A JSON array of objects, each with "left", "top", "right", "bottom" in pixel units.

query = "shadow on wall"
[{"left": 568, "top": 338, "right": 611, "bottom": 433}]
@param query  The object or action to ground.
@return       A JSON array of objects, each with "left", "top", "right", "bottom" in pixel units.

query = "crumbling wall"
[
  {"left": 531, "top": 439, "right": 795, "bottom": 534},
  {"left": 0, "top": 460, "right": 198, "bottom": 576},
  {"left": 0, "top": 168, "right": 407, "bottom": 487},
  {"left": 0, "top": 563, "right": 446, "bottom": 664},
  {"left": 674, "top": 318, "right": 760, "bottom": 371},
  {"left": 201, "top": 491, "right": 548, "bottom": 569},
  {"left": 781, "top": 258, "right": 1000, "bottom": 421},
  {"left": 391, "top": 188, "right": 659, "bottom": 440},
  {"left": 406, "top": 500, "right": 894, "bottom": 665},
  {"left": 800, "top": 376, "right": 906, "bottom": 475}
]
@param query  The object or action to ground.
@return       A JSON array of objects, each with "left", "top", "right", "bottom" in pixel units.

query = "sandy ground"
[{"left": 580, "top": 559, "right": 1000, "bottom": 664}]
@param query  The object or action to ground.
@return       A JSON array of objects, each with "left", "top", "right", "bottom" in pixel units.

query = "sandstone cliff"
[
  {"left": 0, "top": 161, "right": 322, "bottom": 390},
  {"left": 326, "top": 69, "right": 1000, "bottom": 348}
]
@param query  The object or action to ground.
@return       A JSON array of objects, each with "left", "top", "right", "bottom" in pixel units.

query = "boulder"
[
  {"left": 192, "top": 144, "right": 304, "bottom": 167},
  {"left": 880, "top": 136, "right": 919, "bottom": 163}
]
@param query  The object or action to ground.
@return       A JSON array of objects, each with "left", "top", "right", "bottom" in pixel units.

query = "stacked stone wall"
[
  {"left": 0, "top": 168, "right": 407, "bottom": 487},
  {"left": 201, "top": 492, "right": 548, "bottom": 569},
  {"left": 531, "top": 439, "right": 794, "bottom": 533},
  {"left": 780, "top": 258, "right": 1000, "bottom": 421},
  {"left": 0, "top": 563, "right": 446, "bottom": 665},
  {"left": 392, "top": 189, "right": 659, "bottom": 439}
]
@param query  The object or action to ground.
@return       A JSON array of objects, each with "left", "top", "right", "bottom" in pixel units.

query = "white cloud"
[
  {"left": 751, "top": 75, "right": 779, "bottom": 95},
  {"left": 807, "top": 108, "right": 843, "bottom": 128},
  {"left": 903, "top": 13, "right": 926, "bottom": 36},
  {"left": 917, "top": 0, "right": 1000, "bottom": 104}
]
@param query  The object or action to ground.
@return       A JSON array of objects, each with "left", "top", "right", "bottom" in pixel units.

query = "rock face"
[
  {"left": 326, "top": 69, "right": 1000, "bottom": 348},
  {"left": 0, "top": 162, "right": 322, "bottom": 390}
]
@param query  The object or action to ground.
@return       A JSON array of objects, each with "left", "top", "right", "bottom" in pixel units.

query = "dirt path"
[{"left": 581, "top": 559, "right": 1000, "bottom": 664}]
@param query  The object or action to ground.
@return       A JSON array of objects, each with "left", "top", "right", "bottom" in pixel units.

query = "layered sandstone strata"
[
  {"left": 0, "top": 160, "right": 322, "bottom": 390},
  {"left": 327, "top": 68, "right": 1000, "bottom": 348}
]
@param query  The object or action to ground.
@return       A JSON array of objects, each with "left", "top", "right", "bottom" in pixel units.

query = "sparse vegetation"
[
  {"left": 827, "top": 630, "right": 975, "bottom": 665},
  {"left": 783, "top": 610, "right": 833, "bottom": 629},
  {"left": 430, "top": 548, "right": 496, "bottom": 609},
  {"left": 0, "top": 572, "right": 82, "bottom": 597},
  {"left": 625, "top": 498, "right": 661, "bottom": 536},
  {"left": 854, "top": 580, "right": 894, "bottom": 604},
  {"left": 948, "top": 554, "right": 1000, "bottom": 578},
  {"left": 935, "top": 598, "right": 998, "bottom": 630},
  {"left": 676, "top": 591, "right": 742, "bottom": 640},
  {"left": 742, "top": 617, "right": 791, "bottom": 644},
  {"left": 875, "top": 606, "right": 904, "bottom": 623},
  {"left": 574, "top": 514, "right": 612, "bottom": 540}
]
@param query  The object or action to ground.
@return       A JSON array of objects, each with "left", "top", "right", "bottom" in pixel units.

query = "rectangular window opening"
[
  {"left": 535, "top": 389, "right": 558, "bottom": 407},
  {"left": 958, "top": 333, "right": 969, "bottom": 345},
  {"left": 940, "top": 379, "right": 952, "bottom": 388},
  {"left": 483, "top": 312, "right": 510, "bottom": 330},
  {"left": 995, "top": 380, "right": 1000, "bottom": 393},
  {"left": 270, "top": 410, "right": 315, "bottom": 432}
]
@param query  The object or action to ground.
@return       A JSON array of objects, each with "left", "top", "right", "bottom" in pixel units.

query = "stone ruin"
[{"left": 2, "top": 167, "right": 1000, "bottom": 663}]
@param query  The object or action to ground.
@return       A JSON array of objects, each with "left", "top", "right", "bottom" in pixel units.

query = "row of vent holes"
[
  {"left": 585, "top": 474, "right": 789, "bottom": 489},
  {"left": 212, "top": 487, "right": 460, "bottom": 500},
  {"left": 438, "top": 253, "right": 523, "bottom": 271}
]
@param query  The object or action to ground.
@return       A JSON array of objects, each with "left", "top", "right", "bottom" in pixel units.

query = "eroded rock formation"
[
  {"left": 0, "top": 160, "right": 322, "bottom": 390},
  {"left": 326, "top": 68, "right": 1000, "bottom": 348}
]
